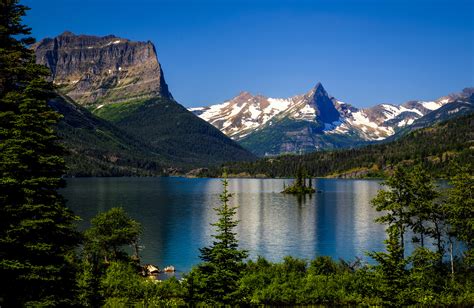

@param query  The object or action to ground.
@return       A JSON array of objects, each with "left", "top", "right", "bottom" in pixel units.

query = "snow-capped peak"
[{"left": 189, "top": 84, "right": 462, "bottom": 142}]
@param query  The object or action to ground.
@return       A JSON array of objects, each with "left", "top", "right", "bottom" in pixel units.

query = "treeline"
[{"left": 214, "top": 113, "right": 474, "bottom": 178}]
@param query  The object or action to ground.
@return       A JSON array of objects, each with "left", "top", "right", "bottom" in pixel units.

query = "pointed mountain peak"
[
  {"left": 313, "top": 82, "right": 328, "bottom": 95},
  {"left": 303, "top": 82, "right": 340, "bottom": 123},
  {"left": 305, "top": 82, "right": 328, "bottom": 98},
  {"left": 314, "top": 82, "right": 324, "bottom": 90},
  {"left": 235, "top": 91, "right": 253, "bottom": 100},
  {"left": 60, "top": 31, "right": 75, "bottom": 36}
]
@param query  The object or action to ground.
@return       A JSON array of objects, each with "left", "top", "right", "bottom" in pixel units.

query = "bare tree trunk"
[
  {"left": 449, "top": 239, "right": 455, "bottom": 279},
  {"left": 434, "top": 222, "right": 443, "bottom": 260},
  {"left": 420, "top": 225, "right": 424, "bottom": 248},
  {"left": 400, "top": 225, "right": 405, "bottom": 259},
  {"left": 133, "top": 241, "right": 141, "bottom": 263},
  {"left": 398, "top": 211, "right": 405, "bottom": 259}
]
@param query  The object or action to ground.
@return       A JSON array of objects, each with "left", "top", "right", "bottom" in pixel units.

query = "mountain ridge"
[
  {"left": 34, "top": 32, "right": 256, "bottom": 170},
  {"left": 190, "top": 84, "right": 473, "bottom": 155},
  {"left": 33, "top": 31, "right": 172, "bottom": 107}
]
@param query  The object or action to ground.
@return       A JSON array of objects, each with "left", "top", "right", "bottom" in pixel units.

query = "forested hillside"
[
  {"left": 103, "top": 97, "right": 256, "bottom": 167},
  {"left": 218, "top": 113, "right": 474, "bottom": 178},
  {"left": 50, "top": 94, "right": 166, "bottom": 176}
]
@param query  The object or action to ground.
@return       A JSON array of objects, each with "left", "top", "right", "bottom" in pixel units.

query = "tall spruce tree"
[
  {"left": 369, "top": 225, "right": 408, "bottom": 305},
  {"left": 371, "top": 167, "right": 412, "bottom": 258},
  {"left": 0, "top": 1, "right": 80, "bottom": 306},
  {"left": 446, "top": 164, "right": 474, "bottom": 266},
  {"left": 407, "top": 165, "right": 439, "bottom": 250},
  {"left": 187, "top": 174, "right": 248, "bottom": 305}
]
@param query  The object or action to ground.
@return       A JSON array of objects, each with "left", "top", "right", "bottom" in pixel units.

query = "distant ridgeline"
[
  {"left": 33, "top": 32, "right": 255, "bottom": 176},
  {"left": 191, "top": 82, "right": 474, "bottom": 156},
  {"left": 217, "top": 112, "right": 474, "bottom": 179}
]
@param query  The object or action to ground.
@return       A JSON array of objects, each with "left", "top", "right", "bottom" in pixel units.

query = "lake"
[{"left": 61, "top": 177, "right": 387, "bottom": 273}]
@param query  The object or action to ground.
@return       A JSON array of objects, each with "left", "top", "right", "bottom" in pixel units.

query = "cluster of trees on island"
[
  {"left": 1, "top": 0, "right": 473, "bottom": 306},
  {"left": 282, "top": 167, "right": 316, "bottom": 194}
]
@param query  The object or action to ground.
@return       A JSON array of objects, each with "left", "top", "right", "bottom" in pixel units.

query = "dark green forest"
[
  {"left": 214, "top": 112, "right": 474, "bottom": 179},
  {"left": 109, "top": 96, "right": 256, "bottom": 167},
  {"left": 50, "top": 94, "right": 167, "bottom": 177}
]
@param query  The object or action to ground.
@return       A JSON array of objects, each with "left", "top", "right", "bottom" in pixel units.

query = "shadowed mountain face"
[
  {"left": 33, "top": 31, "right": 172, "bottom": 107},
  {"left": 34, "top": 32, "right": 256, "bottom": 170},
  {"left": 307, "top": 82, "right": 340, "bottom": 124},
  {"left": 191, "top": 83, "right": 474, "bottom": 156}
]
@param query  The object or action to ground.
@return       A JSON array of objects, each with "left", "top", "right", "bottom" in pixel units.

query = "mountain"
[
  {"left": 33, "top": 31, "right": 171, "bottom": 107},
  {"left": 388, "top": 89, "right": 474, "bottom": 140},
  {"left": 191, "top": 84, "right": 473, "bottom": 156},
  {"left": 50, "top": 93, "right": 165, "bottom": 176},
  {"left": 34, "top": 32, "right": 255, "bottom": 169},
  {"left": 101, "top": 96, "right": 256, "bottom": 167},
  {"left": 218, "top": 112, "right": 474, "bottom": 179}
]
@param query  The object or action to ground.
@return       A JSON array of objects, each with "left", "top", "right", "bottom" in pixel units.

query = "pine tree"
[
  {"left": 371, "top": 167, "right": 413, "bottom": 258},
  {"left": 0, "top": 1, "right": 80, "bottom": 305},
  {"left": 296, "top": 167, "right": 304, "bottom": 188},
  {"left": 407, "top": 165, "right": 439, "bottom": 250},
  {"left": 78, "top": 207, "right": 142, "bottom": 306},
  {"left": 187, "top": 174, "right": 248, "bottom": 305},
  {"left": 446, "top": 164, "right": 474, "bottom": 266},
  {"left": 84, "top": 207, "right": 142, "bottom": 263},
  {"left": 369, "top": 225, "right": 408, "bottom": 305}
]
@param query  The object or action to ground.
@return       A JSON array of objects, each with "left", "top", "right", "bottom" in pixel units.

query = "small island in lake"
[{"left": 282, "top": 168, "right": 316, "bottom": 194}]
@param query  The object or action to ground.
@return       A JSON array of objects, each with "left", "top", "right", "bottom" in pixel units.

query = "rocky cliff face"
[{"left": 33, "top": 31, "right": 172, "bottom": 107}]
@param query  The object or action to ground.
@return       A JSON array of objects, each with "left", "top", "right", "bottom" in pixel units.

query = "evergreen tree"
[
  {"left": 371, "top": 167, "right": 412, "bottom": 258},
  {"left": 78, "top": 207, "right": 142, "bottom": 306},
  {"left": 369, "top": 225, "right": 408, "bottom": 305},
  {"left": 446, "top": 164, "right": 474, "bottom": 265},
  {"left": 84, "top": 207, "right": 141, "bottom": 263},
  {"left": 187, "top": 174, "right": 248, "bottom": 305},
  {"left": 282, "top": 166, "right": 315, "bottom": 194},
  {"left": 407, "top": 165, "right": 439, "bottom": 250},
  {"left": 0, "top": 0, "right": 80, "bottom": 305}
]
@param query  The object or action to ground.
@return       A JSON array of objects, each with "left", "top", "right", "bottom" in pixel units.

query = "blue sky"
[{"left": 24, "top": 0, "right": 473, "bottom": 108}]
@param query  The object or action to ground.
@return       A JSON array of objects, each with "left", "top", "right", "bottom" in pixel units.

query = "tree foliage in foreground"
[
  {"left": 0, "top": 1, "right": 80, "bottom": 306},
  {"left": 186, "top": 174, "right": 249, "bottom": 305},
  {"left": 77, "top": 207, "right": 143, "bottom": 307},
  {"left": 446, "top": 165, "right": 474, "bottom": 265}
]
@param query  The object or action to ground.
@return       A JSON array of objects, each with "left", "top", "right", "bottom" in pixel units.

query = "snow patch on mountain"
[
  {"left": 397, "top": 118, "right": 415, "bottom": 127},
  {"left": 421, "top": 101, "right": 443, "bottom": 110},
  {"left": 293, "top": 104, "right": 316, "bottom": 121},
  {"left": 267, "top": 98, "right": 293, "bottom": 113},
  {"left": 189, "top": 83, "right": 462, "bottom": 144}
]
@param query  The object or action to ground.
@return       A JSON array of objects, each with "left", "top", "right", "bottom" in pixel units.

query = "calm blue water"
[{"left": 61, "top": 177, "right": 387, "bottom": 273}]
